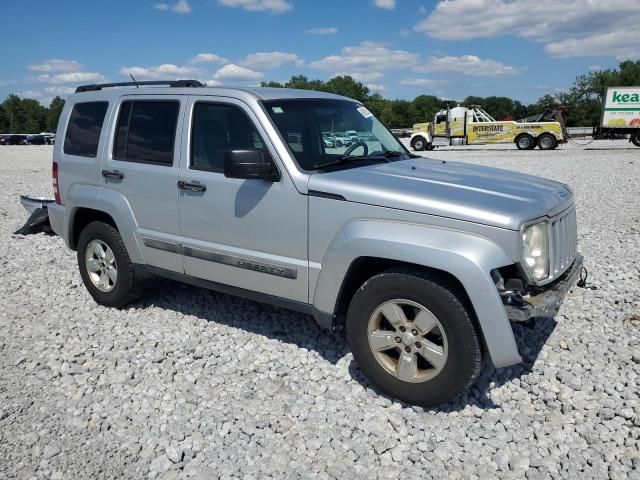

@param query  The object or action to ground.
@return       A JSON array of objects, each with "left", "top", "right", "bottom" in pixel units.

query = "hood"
[{"left": 307, "top": 158, "right": 573, "bottom": 230}]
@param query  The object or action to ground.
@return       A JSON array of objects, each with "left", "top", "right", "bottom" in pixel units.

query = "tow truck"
[{"left": 410, "top": 105, "right": 567, "bottom": 151}]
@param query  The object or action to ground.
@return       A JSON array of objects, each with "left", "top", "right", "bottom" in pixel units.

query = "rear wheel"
[
  {"left": 537, "top": 133, "right": 558, "bottom": 150},
  {"left": 411, "top": 136, "right": 428, "bottom": 151},
  {"left": 631, "top": 131, "right": 640, "bottom": 147},
  {"left": 346, "top": 268, "right": 482, "bottom": 406},
  {"left": 77, "top": 221, "right": 143, "bottom": 308},
  {"left": 515, "top": 134, "right": 535, "bottom": 150}
]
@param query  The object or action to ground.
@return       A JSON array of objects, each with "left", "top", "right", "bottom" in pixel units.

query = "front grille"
[{"left": 550, "top": 207, "right": 577, "bottom": 278}]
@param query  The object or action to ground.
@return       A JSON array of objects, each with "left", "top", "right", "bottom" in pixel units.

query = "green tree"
[
  {"left": 323, "top": 76, "right": 370, "bottom": 103},
  {"left": 260, "top": 81, "right": 285, "bottom": 88},
  {"left": 47, "top": 96, "right": 65, "bottom": 132}
]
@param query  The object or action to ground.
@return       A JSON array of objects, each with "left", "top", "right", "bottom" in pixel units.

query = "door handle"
[
  {"left": 102, "top": 169, "right": 124, "bottom": 180},
  {"left": 177, "top": 180, "right": 207, "bottom": 192}
]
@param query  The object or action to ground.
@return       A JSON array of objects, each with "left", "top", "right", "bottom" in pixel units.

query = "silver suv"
[{"left": 48, "top": 80, "right": 583, "bottom": 406}]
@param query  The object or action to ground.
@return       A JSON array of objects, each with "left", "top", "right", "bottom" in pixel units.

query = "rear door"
[
  {"left": 176, "top": 96, "right": 308, "bottom": 303},
  {"left": 101, "top": 95, "right": 185, "bottom": 272}
]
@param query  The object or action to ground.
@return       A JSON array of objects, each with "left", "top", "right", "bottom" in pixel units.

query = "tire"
[
  {"left": 411, "top": 136, "right": 428, "bottom": 151},
  {"left": 537, "top": 133, "right": 558, "bottom": 150},
  {"left": 515, "top": 133, "right": 535, "bottom": 150},
  {"left": 631, "top": 132, "right": 640, "bottom": 147},
  {"left": 346, "top": 268, "right": 482, "bottom": 406},
  {"left": 77, "top": 221, "right": 143, "bottom": 308}
]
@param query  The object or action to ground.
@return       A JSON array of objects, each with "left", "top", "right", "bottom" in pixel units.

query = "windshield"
[{"left": 262, "top": 99, "right": 409, "bottom": 172}]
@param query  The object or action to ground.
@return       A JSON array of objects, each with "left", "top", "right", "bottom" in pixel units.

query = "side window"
[
  {"left": 191, "top": 103, "right": 266, "bottom": 173},
  {"left": 63, "top": 101, "right": 108, "bottom": 157},
  {"left": 113, "top": 100, "right": 179, "bottom": 166}
]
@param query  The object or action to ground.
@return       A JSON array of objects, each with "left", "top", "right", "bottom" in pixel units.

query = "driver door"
[{"left": 177, "top": 96, "right": 309, "bottom": 303}]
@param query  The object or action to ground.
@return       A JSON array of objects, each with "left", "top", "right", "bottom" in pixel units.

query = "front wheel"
[
  {"left": 411, "top": 136, "right": 428, "bottom": 151},
  {"left": 346, "top": 269, "right": 482, "bottom": 406},
  {"left": 77, "top": 221, "right": 143, "bottom": 308},
  {"left": 631, "top": 131, "right": 640, "bottom": 147}
]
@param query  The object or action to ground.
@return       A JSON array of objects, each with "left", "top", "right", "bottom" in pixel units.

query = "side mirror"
[{"left": 224, "top": 149, "right": 279, "bottom": 181}]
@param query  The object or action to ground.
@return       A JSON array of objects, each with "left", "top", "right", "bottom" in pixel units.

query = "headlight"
[{"left": 522, "top": 222, "right": 549, "bottom": 282}]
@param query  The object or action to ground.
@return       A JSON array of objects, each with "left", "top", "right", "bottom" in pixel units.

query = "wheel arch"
[
  {"left": 65, "top": 184, "right": 144, "bottom": 264},
  {"left": 312, "top": 220, "right": 522, "bottom": 368}
]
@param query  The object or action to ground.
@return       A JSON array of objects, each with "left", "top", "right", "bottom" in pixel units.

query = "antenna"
[{"left": 129, "top": 74, "right": 139, "bottom": 88}]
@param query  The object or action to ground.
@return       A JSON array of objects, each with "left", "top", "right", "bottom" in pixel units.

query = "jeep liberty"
[{"left": 48, "top": 80, "right": 583, "bottom": 406}]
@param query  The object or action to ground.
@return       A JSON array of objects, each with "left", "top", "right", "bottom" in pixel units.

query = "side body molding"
[
  {"left": 312, "top": 220, "right": 522, "bottom": 368},
  {"left": 64, "top": 184, "right": 145, "bottom": 264}
]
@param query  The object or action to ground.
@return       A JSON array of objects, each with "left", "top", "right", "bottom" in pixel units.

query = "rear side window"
[
  {"left": 191, "top": 103, "right": 266, "bottom": 173},
  {"left": 64, "top": 101, "right": 108, "bottom": 157},
  {"left": 113, "top": 100, "right": 179, "bottom": 165}
]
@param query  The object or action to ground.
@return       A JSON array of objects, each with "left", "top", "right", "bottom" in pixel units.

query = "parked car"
[
  {"left": 0, "top": 134, "right": 24, "bottom": 145},
  {"left": 332, "top": 133, "right": 353, "bottom": 147},
  {"left": 322, "top": 136, "right": 336, "bottom": 148},
  {"left": 25, "top": 134, "right": 47, "bottom": 145},
  {"left": 48, "top": 80, "right": 582, "bottom": 406}
]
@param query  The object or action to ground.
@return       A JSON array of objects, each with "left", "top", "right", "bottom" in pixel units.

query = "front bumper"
[{"left": 503, "top": 254, "right": 583, "bottom": 322}]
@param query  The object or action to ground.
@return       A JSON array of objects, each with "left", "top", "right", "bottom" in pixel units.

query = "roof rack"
[{"left": 75, "top": 79, "right": 205, "bottom": 93}]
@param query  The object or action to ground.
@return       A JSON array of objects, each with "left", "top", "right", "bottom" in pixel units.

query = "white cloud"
[
  {"left": 204, "top": 79, "right": 223, "bottom": 87},
  {"left": 189, "top": 53, "right": 227, "bottom": 64},
  {"left": 212, "top": 64, "right": 264, "bottom": 81},
  {"left": 373, "top": 0, "right": 395, "bottom": 9},
  {"left": 173, "top": 0, "right": 192, "bottom": 14},
  {"left": 415, "top": 0, "right": 640, "bottom": 60},
  {"left": 545, "top": 30, "right": 640, "bottom": 60},
  {"left": 366, "top": 83, "right": 386, "bottom": 93},
  {"left": 309, "top": 42, "right": 520, "bottom": 85},
  {"left": 29, "top": 59, "right": 82, "bottom": 73},
  {"left": 153, "top": 1, "right": 192, "bottom": 14},
  {"left": 310, "top": 42, "right": 419, "bottom": 76},
  {"left": 119, "top": 64, "right": 199, "bottom": 80},
  {"left": 307, "top": 27, "right": 338, "bottom": 35},
  {"left": 399, "top": 78, "right": 438, "bottom": 87},
  {"left": 239, "top": 52, "right": 303, "bottom": 69},
  {"left": 44, "top": 86, "right": 76, "bottom": 96},
  {"left": 415, "top": 55, "right": 522, "bottom": 76},
  {"left": 37, "top": 72, "right": 107, "bottom": 84},
  {"left": 217, "top": 0, "right": 292, "bottom": 13},
  {"left": 588, "top": 65, "right": 601, "bottom": 72},
  {"left": 18, "top": 90, "right": 43, "bottom": 99}
]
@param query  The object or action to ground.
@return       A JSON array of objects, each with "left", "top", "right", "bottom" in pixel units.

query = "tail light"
[{"left": 52, "top": 162, "right": 61, "bottom": 204}]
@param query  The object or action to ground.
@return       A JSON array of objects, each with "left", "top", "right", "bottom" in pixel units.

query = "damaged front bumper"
[{"left": 502, "top": 254, "right": 584, "bottom": 322}]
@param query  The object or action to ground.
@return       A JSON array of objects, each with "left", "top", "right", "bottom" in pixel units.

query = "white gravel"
[{"left": 1, "top": 142, "right": 639, "bottom": 480}]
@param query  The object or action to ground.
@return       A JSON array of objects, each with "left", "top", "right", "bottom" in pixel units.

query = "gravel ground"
[{"left": 1, "top": 142, "right": 639, "bottom": 480}]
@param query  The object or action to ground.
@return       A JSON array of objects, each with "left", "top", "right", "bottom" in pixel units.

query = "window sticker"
[
  {"left": 357, "top": 106, "right": 373, "bottom": 118},
  {"left": 272, "top": 106, "right": 284, "bottom": 114}
]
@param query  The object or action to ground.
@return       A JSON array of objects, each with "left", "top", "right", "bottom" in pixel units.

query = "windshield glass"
[{"left": 262, "top": 99, "right": 409, "bottom": 172}]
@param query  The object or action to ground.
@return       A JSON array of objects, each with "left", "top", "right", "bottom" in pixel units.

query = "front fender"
[
  {"left": 313, "top": 220, "right": 522, "bottom": 368},
  {"left": 66, "top": 184, "right": 145, "bottom": 264}
]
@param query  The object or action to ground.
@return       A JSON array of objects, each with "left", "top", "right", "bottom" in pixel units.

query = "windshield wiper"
[
  {"left": 312, "top": 154, "right": 391, "bottom": 170},
  {"left": 381, "top": 150, "right": 422, "bottom": 159},
  {"left": 380, "top": 150, "right": 404, "bottom": 158}
]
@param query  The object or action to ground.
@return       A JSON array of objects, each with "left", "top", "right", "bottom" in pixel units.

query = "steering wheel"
[{"left": 344, "top": 141, "right": 368, "bottom": 157}]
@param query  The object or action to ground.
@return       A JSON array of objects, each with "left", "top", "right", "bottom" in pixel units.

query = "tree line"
[
  {"left": 0, "top": 95, "right": 65, "bottom": 134},
  {"left": 1, "top": 60, "right": 638, "bottom": 133}
]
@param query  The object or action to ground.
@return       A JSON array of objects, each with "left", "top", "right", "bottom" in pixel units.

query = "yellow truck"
[{"left": 410, "top": 105, "right": 567, "bottom": 151}]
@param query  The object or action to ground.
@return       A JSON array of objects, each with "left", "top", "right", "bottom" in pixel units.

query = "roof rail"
[{"left": 75, "top": 79, "right": 205, "bottom": 93}]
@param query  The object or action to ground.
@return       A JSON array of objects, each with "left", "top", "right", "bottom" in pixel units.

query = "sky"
[{"left": 1, "top": 0, "right": 638, "bottom": 106}]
